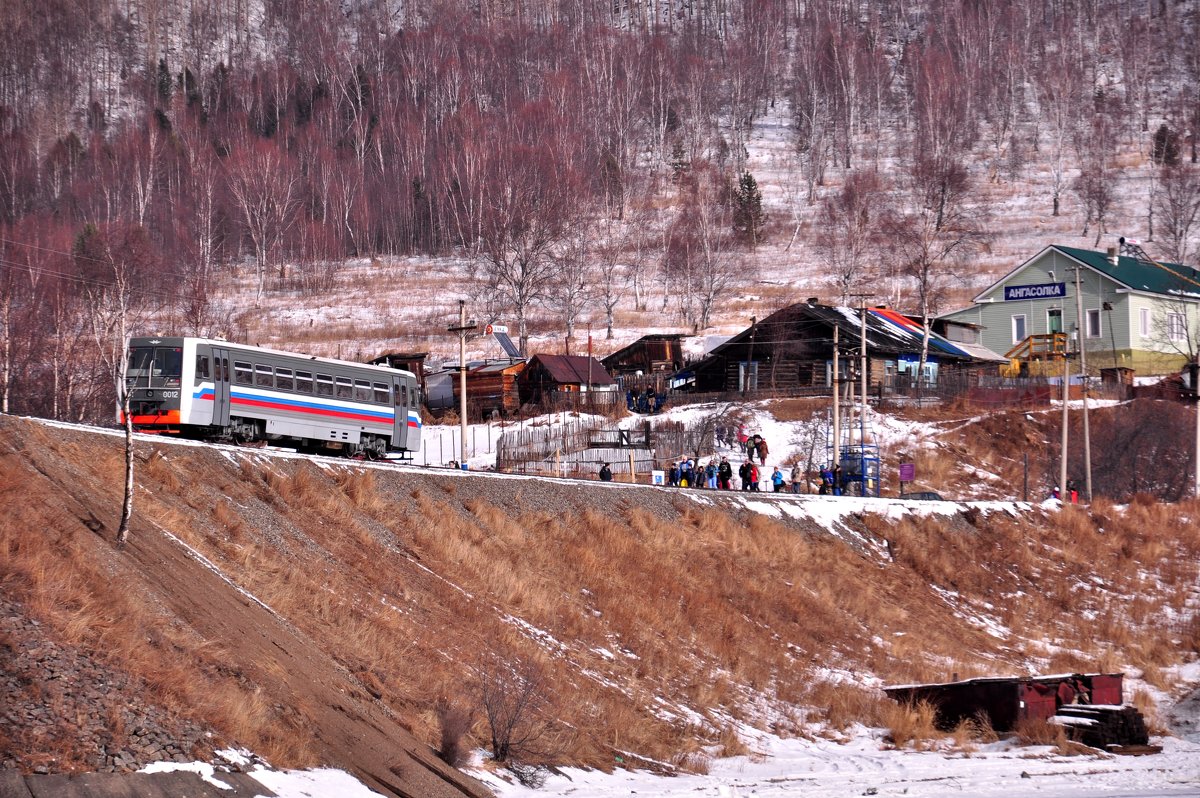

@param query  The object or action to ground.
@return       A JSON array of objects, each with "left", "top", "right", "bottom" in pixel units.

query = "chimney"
[{"left": 1107, "top": 246, "right": 1119, "bottom": 265}]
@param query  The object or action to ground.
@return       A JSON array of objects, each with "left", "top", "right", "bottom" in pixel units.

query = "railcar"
[{"left": 123, "top": 336, "right": 422, "bottom": 458}]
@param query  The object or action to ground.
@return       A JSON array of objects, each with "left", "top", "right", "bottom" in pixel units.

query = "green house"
[{"left": 940, "top": 244, "right": 1200, "bottom": 375}]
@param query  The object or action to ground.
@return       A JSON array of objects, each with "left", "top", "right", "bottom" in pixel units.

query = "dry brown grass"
[
  {"left": 1015, "top": 718, "right": 1068, "bottom": 747},
  {"left": 8, "top": 409, "right": 1200, "bottom": 777},
  {"left": 883, "top": 700, "right": 940, "bottom": 750}
]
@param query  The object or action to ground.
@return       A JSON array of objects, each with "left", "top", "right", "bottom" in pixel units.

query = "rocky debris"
[{"left": 0, "top": 597, "right": 212, "bottom": 775}]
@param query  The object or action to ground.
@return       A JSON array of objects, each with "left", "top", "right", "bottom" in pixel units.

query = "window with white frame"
[
  {"left": 1168, "top": 312, "right": 1187, "bottom": 342},
  {"left": 1012, "top": 314, "right": 1026, "bottom": 344},
  {"left": 1139, "top": 307, "right": 1151, "bottom": 338},
  {"left": 1086, "top": 308, "right": 1101, "bottom": 338}
]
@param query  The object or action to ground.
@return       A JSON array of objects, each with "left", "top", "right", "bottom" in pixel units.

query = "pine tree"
[
  {"left": 1152, "top": 124, "right": 1181, "bottom": 167},
  {"left": 732, "top": 171, "right": 766, "bottom": 248}
]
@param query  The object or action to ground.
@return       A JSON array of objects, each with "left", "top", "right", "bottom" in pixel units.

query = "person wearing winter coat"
[
  {"left": 668, "top": 462, "right": 680, "bottom": 487},
  {"left": 748, "top": 463, "right": 760, "bottom": 491},
  {"left": 705, "top": 460, "right": 718, "bottom": 489},
  {"left": 599, "top": 463, "right": 613, "bottom": 482},
  {"left": 718, "top": 457, "right": 733, "bottom": 490},
  {"left": 790, "top": 464, "right": 803, "bottom": 494},
  {"left": 738, "top": 461, "right": 751, "bottom": 491},
  {"left": 755, "top": 437, "right": 769, "bottom": 466},
  {"left": 680, "top": 459, "right": 693, "bottom": 488},
  {"left": 771, "top": 467, "right": 785, "bottom": 492}
]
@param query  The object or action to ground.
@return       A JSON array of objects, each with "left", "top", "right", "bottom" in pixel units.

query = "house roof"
[
  {"left": 699, "top": 302, "right": 985, "bottom": 364},
  {"left": 1053, "top": 245, "right": 1200, "bottom": 297},
  {"left": 600, "top": 334, "right": 687, "bottom": 367},
  {"left": 969, "top": 244, "right": 1200, "bottom": 304},
  {"left": 527, "top": 354, "right": 616, "bottom": 386}
]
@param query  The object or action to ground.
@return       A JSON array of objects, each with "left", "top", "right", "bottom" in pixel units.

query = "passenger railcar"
[{"left": 123, "top": 337, "right": 422, "bottom": 458}]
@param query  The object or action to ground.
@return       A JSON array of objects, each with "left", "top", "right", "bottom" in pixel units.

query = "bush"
[{"left": 436, "top": 698, "right": 474, "bottom": 768}]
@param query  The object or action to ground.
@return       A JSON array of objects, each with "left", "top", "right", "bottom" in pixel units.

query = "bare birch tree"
[{"left": 76, "top": 224, "right": 155, "bottom": 547}]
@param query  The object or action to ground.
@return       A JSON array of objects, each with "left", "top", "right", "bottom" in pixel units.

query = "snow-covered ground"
[
  {"left": 476, "top": 731, "right": 1200, "bottom": 798},
  {"left": 147, "top": 725, "right": 1200, "bottom": 798}
]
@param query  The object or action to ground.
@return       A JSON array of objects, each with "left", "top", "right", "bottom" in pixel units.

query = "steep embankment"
[{"left": 1, "top": 414, "right": 1198, "bottom": 789}]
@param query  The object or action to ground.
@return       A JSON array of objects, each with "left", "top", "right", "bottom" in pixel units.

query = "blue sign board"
[{"left": 1005, "top": 282, "right": 1065, "bottom": 301}]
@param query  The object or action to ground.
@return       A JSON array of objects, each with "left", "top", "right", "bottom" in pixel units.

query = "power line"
[{"left": 0, "top": 255, "right": 185, "bottom": 303}]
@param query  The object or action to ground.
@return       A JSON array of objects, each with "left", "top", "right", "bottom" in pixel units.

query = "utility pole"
[
  {"left": 850, "top": 293, "right": 872, "bottom": 448},
  {"left": 1194, "top": 348, "right": 1200, "bottom": 498},
  {"left": 743, "top": 316, "right": 757, "bottom": 397},
  {"left": 448, "top": 300, "right": 478, "bottom": 466},
  {"left": 1072, "top": 265, "right": 1093, "bottom": 501},
  {"left": 1060, "top": 333, "right": 1069, "bottom": 503},
  {"left": 832, "top": 324, "right": 840, "bottom": 469}
]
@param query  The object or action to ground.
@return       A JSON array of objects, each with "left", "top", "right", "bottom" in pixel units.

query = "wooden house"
[
  {"left": 368, "top": 351, "right": 429, "bottom": 397},
  {"left": 601, "top": 334, "right": 686, "bottom": 388},
  {"left": 519, "top": 354, "right": 617, "bottom": 406},
  {"left": 687, "top": 301, "right": 996, "bottom": 394},
  {"left": 462, "top": 360, "right": 526, "bottom": 416}
]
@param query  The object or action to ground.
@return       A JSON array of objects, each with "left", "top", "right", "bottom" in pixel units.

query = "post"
[
  {"left": 1073, "top": 266, "right": 1093, "bottom": 501},
  {"left": 1195, "top": 349, "right": 1200, "bottom": 498},
  {"left": 628, "top": 450, "right": 637, "bottom": 484},
  {"left": 744, "top": 316, "right": 757, "bottom": 397},
  {"left": 832, "top": 324, "right": 840, "bottom": 470},
  {"left": 587, "top": 323, "right": 593, "bottom": 411},
  {"left": 448, "top": 302, "right": 479, "bottom": 465},
  {"left": 859, "top": 299, "right": 868, "bottom": 447},
  {"left": 1059, "top": 337, "right": 1069, "bottom": 503},
  {"left": 459, "top": 301, "right": 468, "bottom": 464},
  {"left": 1023, "top": 451, "right": 1029, "bottom": 502}
]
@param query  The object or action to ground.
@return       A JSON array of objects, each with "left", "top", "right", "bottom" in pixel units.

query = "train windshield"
[{"left": 127, "top": 346, "right": 183, "bottom": 388}]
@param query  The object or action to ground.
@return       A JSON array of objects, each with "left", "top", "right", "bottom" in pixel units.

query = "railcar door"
[
  {"left": 391, "top": 375, "right": 408, "bottom": 450},
  {"left": 212, "top": 346, "right": 232, "bottom": 427}
]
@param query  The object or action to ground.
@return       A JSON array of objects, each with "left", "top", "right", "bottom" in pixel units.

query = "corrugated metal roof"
[
  {"left": 529, "top": 355, "right": 616, "bottom": 386},
  {"left": 705, "top": 302, "right": 979, "bottom": 361},
  {"left": 1053, "top": 245, "right": 1200, "bottom": 297}
]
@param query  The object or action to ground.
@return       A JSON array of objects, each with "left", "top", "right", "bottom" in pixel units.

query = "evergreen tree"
[
  {"left": 731, "top": 171, "right": 766, "bottom": 248},
  {"left": 1152, "top": 124, "right": 1181, "bottom": 167}
]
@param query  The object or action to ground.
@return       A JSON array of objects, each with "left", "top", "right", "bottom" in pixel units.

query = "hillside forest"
[{"left": 2, "top": 0, "right": 1200, "bottom": 423}]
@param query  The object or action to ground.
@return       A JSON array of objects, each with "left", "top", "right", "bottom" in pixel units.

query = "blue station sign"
[{"left": 1005, "top": 282, "right": 1065, "bottom": 301}]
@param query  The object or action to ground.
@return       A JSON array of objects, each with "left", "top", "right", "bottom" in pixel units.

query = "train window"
[
  {"left": 222, "top": 358, "right": 230, "bottom": 382},
  {"left": 152, "top": 348, "right": 183, "bottom": 388},
  {"left": 335, "top": 377, "right": 352, "bottom": 398},
  {"left": 255, "top": 364, "right": 273, "bottom": 387},
  {"left": 234, "top": 362, "right": 252, "bottom": 385},
  {"left": 316, "top": 374, "right": 334, "bottom": 396},
  {"left": 296, "top": 370, "right": 313, "bottom": 393},
  {"left": 196, "top": 355, "right": 210, "bottom": 380},
  {"left": 276, "top": 368, "right": 294, "bottom": 391},
  {"left": 352, "top": 379, "right": 370, "bottom": 401},
  {"left": 373, "top": 382, "right": 389, "bottom": 404},
  {"left": 399, "top": 385, "right": 408, "bottom": 405}
]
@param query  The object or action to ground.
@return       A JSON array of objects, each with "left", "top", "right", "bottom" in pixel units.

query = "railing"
[{"left": 1004, "top": 333, "right": 1068, "bottom": 361}]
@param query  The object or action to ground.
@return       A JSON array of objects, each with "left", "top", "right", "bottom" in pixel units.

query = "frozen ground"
[{"left": 475, "top": 731, "right": 1200, "bottom": 798}]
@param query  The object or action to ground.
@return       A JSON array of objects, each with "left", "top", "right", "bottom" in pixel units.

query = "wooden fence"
[{"left": 495, "top": 415, "right": 715, "bottom": 477}]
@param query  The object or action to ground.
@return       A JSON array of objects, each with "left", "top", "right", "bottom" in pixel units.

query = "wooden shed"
[
  {"left": 601, "top": 334, "right": 686, "bottom": 388},
  {"left": 519, "top": 354, "right": 617, "bottom": 407},
  {"left": 884, "top": 673, "right": 1125, "bottom": 732},
  {"left": 460, "top": 360, "right": 526, "bottom": 417},
  {"left": 368, "top": 351, "right": 428, "bottom": 397}
]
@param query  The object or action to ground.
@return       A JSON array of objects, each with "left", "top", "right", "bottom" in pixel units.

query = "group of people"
[
  {"left": 657, "top": 456, "right": 801, "bottom": 493},
  {"left": 625, "top": 389, "right": 666, "bottom": 414},
  {"left": 667, "top": 457, "right": 731, "bottom": 489}
]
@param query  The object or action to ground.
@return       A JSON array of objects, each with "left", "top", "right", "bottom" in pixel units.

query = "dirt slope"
[
  {"left": 0, "top": 415, "right": 488, "bottom": 798},
  {"left": 2, "top": 413, "right": 1197, "bottom": 789}
]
